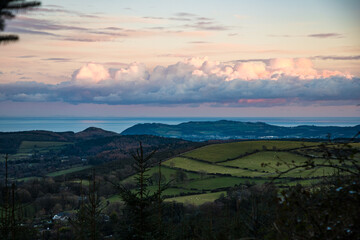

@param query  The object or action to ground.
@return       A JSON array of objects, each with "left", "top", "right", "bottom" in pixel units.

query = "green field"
[
  {"left": 95, "top": 141, "right": 359, "bottom": 205},
  {"left": 26, "top": 139, "right": 357, "bottom": 206},
  {"left": 145, "top": 185, "right": 200, "bottom": 197},
  {"left": 5, "top": 153, "right": 32, "bottom": 161},
  {"left": 281, "top": 166, "right": 344, "bottom": 178},
  {"left": 5, "top": 141, "right": 72, "bottom": 161},
  {"left": 71, "top": 180, "right": 91, "bottom": 186},
  {"left": 219, "top": 151, "right": 308, "bottom": 171},
  {"left": 165, "top": 191, "right": 227, "bottom": 205},
  {"left": 16, "top": 176, "right": 41, "bottom": 182},
  {"left": 182, "top": 176, "right": 268, "bottom": 190},
  {"left": 46, "top": 166, "right": 92, "bottom": 177},
  {"left": 285, "top": 178, "right": 321, "bottom": 186},
  {"left": 182, "top": 141, "right": 320, "bottom": 163},
  {"left": 122, "top": 166, "right": 204, "bottom": 184},
  {"left": 163, "top": 157, "right": 264, "bottom": 177},
  {"left": 18, "top": 141, "right": 71, "bottom": 152},
  {"left": 107, "top": 187, "right": 200, "bottom": 203},
  {"left": 148, "top": 140, "right": 359, "bottom": 204},
  {"left": 106, "top": 195, "right": 124, "bottom": 203},
  {"left": 292, "top": 143, "right": 360, "bottom": 160}
]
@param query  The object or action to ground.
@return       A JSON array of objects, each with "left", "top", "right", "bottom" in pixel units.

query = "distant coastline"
[{"left": 0, "top": 117, "right": 359, "bottom": 133}]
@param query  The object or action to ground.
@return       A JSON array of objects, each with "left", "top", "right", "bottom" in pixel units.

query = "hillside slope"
[
  {"left": 121, "top": 120, "right": 360, "bottom": 141},
  {"left": 119, "top": 140, "right": 359, "bottom": 205}
]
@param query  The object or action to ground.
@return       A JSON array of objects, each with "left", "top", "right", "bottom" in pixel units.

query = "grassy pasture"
[
  {"left": 5, "top": 153, "right": 31, "bottom": 161},
  {"left": 122, "top": 166, "right": 204, "bottom": 184},
  {"left": 181, "top": 176, "right": 268, "bottom": 190},
  {"left": 71, "top": 180, "right": 90, "bottom": 186},
  {"left": 107, "top": 187, "right": 199, "bottom": 203},
  {"left": 18, "top": 141, "right": 71, "bottom": 153},
  {"left": 182, "top": 141, "right": 320, "bottom": 163},
  {"left": 284, "top": 178, "right": 321, "bottom": 186},
  {"left": 16, "top": 176, "right": 41, "bottom": 182},
  {"left": 163, "top": 157, "right": 264, "bottom": 177},
  {"left": 116, "top": 140, "right": 359, "bottom": 204},
  {"left": 218, "top": 151, "right": 344, "bottom": 178},
  {"left": 19, "top": 141, "right": 70, "bottom": 149},
  {"left": 109, "top": 140, "right": 359, "bottom": 205},
  {"left": 292, "top": 142, "right": 360, "bottom": 158},
  {"left": 165, "top": 191, "right": 226, "bottom": 205},
  {"left": 4, "top": 141, "right": 72, "bottom": 161},
  {"left": 219, "top": 151, "right": 309, "bottom": 172},
  {"left": 107, "top": 195, "right": 123, "bottom": 203},
  {"left": 46, "top": 165, "right": 92, "bottom": 177},
  {"left": 348, "top": 143, "right": 360, "bottom": 148},
  {"left": 280, "top": 166, "right": 346, "bottom": 178},
  {"left": 146, "top": 185, "right": 200, "bottom": 196}
]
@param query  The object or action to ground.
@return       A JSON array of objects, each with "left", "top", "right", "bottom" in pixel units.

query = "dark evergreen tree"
[
  {"left": 69, "top": 170, "right": 107, "bottom": 240},
  {"left": 0, "top": 0, "right": 41, "bottom": 44},
  {"left": 0, "top": 154, "right": 37, "bottom": 240},
  {"left": 115, "top": 142, "right": 167, "bottom": 240}
]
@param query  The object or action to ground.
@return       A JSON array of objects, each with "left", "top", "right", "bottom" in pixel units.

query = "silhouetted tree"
[
  {"left": 266, "top": 132, "right": 360, "bottom": 179},
  {"left": 0, "top": 0, "right": 41, "bottom": 44},
  {"left": 269, "top": 132, "right": 360, "bottom": 239},
  {"left": 69, "top": 170, "right": 107, "bottom": 240},
  {"left": 0, "top": 154, "right": 37, "bottom": 240},
  {"left": 115, "top": 142, "right": 167, "bottom": 240},
  {"left": 174, "top": 170, "right": 187, "bottom": 183}
]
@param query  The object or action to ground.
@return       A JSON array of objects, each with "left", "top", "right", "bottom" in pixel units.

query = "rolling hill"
[
  {"left": 119, "top": 140, "right": 359, "bottom": 205},
  {"left": 121, "top": 120, "right": 360, "bottom": 141},
  {"left": 0, "top": 127, "right": 119, "bottom": 154}
]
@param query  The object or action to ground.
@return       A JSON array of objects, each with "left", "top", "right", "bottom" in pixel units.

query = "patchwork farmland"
[{"left": 119, "top": 140, "right": 357, "bottom": 205}]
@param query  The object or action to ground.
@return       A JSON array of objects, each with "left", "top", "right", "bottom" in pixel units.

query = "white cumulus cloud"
[
  {"left": 0, "top": 57, "right": 358, "bottom": 107},
  {"left": 73, "top": 63, "right": 110, "bottom": 85}
]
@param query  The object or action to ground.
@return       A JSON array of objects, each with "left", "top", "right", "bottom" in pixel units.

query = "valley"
[
  {"left": 1, "top": 126, "right": 357, "bottom": 204},
  {"left": 0, "top": 122, "right": 358, "bottom": 239}
]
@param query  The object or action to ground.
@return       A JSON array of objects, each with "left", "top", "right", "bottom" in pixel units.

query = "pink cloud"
[
  {"left": 74, "top": 63, "right": 110, "bottom": 84},
  {"left": 23, "top": 56, "right": 353, "bottom": 107},
  {"left": 267, "top": 58, "right": 349, "bottom": 80},
  {"left": 114, "top": 62, "right": 148, "bottom": 82},
  {"left": 321, "top": 70, "right": 350, "bottom": 78},
  {"left": 233, "top": 62, "right": 268, "bottom": 80},
  {"left": 70, "top": 57, "right": 352, "bottom": 86},
  {"left": 180, "top": 57, "right": 350, "bottom": 81}
]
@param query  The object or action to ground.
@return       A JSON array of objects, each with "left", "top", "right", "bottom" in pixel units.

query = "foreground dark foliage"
[
  {"left": 0, "top": 0, "right": 41, "bottom": 44},
  {"left": 274, "top": 176, "right": 359, "bottom": 240},
  {"left": 114, "top": 142, "right": 165, "bottom": 240}
]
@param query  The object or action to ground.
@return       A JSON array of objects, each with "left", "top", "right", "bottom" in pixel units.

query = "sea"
[{"left": 0, "top": 117, "right": 359, "bottom": 133}]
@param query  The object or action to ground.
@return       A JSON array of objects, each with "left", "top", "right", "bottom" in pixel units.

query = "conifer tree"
[
  {"left": 0, "top": 154, "right": 35, "bottom": 240},
  {"left": 69, "top": 169, "right": 107, "bottom": 240},
  {"left": 116, "top": 142, "right": 167, "bottom": 240},
  {"left": 0, "top": 154, "right": 12, "bottom": 239}
]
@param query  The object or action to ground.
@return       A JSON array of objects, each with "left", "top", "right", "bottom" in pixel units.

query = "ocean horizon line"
[{"left": 0, "top": 116, "right": 359, "bottom": 133}]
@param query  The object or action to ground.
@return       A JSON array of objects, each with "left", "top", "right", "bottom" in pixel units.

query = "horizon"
[
  {"left": 1, "top": 116, "right": 359, "bottom": 133},
  {"left": 1, "top": 0, "right": 360, "bottom": 117}
]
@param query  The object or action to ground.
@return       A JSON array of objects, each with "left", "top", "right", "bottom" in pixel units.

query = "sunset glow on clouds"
[
  {"left": 71, "top": 57, "right": 352, "bottom": 84},
  {"left": 0, "top": 0, "right": 359, "bottom": 117},
  {"left": 1, "top": 57, "right": 358, "bottom": 108}
]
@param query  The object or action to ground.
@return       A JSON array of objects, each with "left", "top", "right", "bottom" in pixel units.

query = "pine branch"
[
  {"left": 0, "top": 34, "right": 18, "bottom": 42},
  {"left": 3, "top": 1, "right": 41, "bottom": 10},
  {"left": 0, "top": 0, "right": 41, "bottom": 44}
]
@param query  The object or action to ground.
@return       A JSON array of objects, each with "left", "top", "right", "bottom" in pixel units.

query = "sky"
[{"left": 0, "top": 0, "right": 359, "bottom": 117}]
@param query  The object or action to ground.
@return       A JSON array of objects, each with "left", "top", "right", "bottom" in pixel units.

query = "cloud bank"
[{"left": 0, "top": 57, "right": 359, "bottom": 107}]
